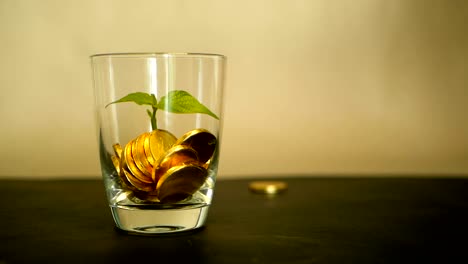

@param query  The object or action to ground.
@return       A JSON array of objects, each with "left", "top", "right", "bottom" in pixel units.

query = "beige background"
[{"left": 1, "top": 0, "right": 467, "bottom": 179}]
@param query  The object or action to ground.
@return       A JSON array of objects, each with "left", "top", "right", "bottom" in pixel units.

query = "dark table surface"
[{"left": 1, "top": 177, "right": 467, "bottom": 263}]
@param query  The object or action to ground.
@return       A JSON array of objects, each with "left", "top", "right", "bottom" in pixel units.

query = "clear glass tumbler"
[{"left": 91, "top": 53, "right": 226, "bottom": 234}]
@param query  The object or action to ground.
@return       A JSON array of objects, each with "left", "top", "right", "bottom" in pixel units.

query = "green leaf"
[
  {"left": 105, "top": 92, "right": 157, "bottom": 108},
  {"left": 151, "top": 94, "right": 157, "bottom": 106},
  {"left": 158, "top": 90, "right": 219, "bottom": 119}
]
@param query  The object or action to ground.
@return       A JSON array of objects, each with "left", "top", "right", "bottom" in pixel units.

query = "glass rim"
[{"left": 90, "top": 52, "right": 226, "bottom": 59}]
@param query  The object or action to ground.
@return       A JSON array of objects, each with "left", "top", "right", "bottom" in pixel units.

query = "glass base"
[{"left": 110, "top": 204, "right": 210, "bottom": 234}]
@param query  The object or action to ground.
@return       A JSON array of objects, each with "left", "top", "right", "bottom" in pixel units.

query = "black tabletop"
[{"left": 1, "top": 177, "right": 467, "bottom": 263}]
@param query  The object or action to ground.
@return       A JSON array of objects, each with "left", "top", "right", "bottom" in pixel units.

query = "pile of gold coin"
[{"left": 110, "top": 128, "right": 217, "bottom": 203}]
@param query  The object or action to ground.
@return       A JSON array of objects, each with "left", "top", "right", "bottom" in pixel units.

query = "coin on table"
[
  {"left": 156, "top": 164, "right": 208, "bottom": 203},
  {"left": 152, "top": 144, "right": 199, "bottom": 182},
  {"left": 149, "top": 129, "right": 177, "bottom": 165},
  {"left": 176, "top": 129, "right": 217, "bottom": 164},
  {"left": 123, "top": 140, "right": 153, "bottom": 184},
  {"left": 131, "top": 132, "right": 153, "bottom": 176},
  {"left": 248, "top": 181, "right": 288, "bottom": 194}
]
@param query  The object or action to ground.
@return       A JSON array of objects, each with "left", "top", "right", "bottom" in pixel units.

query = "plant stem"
[{"left": 151, "top": 106, "right": 157, "bottom": 130}]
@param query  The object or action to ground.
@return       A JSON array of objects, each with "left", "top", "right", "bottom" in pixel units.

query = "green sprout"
[{"left": 106, "top": 90, "right": 218, "bottom": 130}]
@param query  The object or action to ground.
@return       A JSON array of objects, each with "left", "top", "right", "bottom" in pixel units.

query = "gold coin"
[
  {"left": 112, "top": 143, "right": 122, "bottom": 159},
  {"left": 117, "top": 156, "right": 136, "bottom": 190},
  {"left": 143, "top": 133, "right": 156, "bottom": 166},
  {"left": 113, "top": 143, "right": 122, "bottom": 159},
  {"left": 149, "top": 129, "right": 177, "bottom": 164},
  {"left": 248, "top": 181, "right": 288, "bottom": 194},
  {"left": 131, "top": 132, "right": 153, "bottom": 177},
  {"left": 176, "top": 129, "right": 217, "bottom": 164},
  {"left": 111, "top": 155, "right": 121, "bottom": 175},
  {"left": 156, "top": 164, "right": 208, "bottom": 203},
  {"left": 152, "top": 145, "right": 199, "bottom": 182},
  {"left": 122, "top": 167, "right": 154, "bottom": 192},
  {"left": 123, "top": 140, "right": 153, "bottom": 184}
]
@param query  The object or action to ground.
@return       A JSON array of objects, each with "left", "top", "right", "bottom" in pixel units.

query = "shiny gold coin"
[
  {"left": 113, "top": 143, "right": 122, "bottom": 159},
  {"left": 248, "top": 181, "right": 288, "bottom": 194},
  {"left": 202, "top": 159, "right": 211, "bottom": 169},
  {"left": 176, "top": 129, "right": 217, "bottom": 164},
  {"left": 119, "top": 159, "right": 137, "bottom": 191},
  {"left": 143, "top": 132, "right": 156, "bottom": 166},
  {"left": 122, "top": 167, "right": 154, "bottom": 192},
  {"left": 111, "top": 155, "right": 121, "bottom": 175},
  {"left": 131, "top": 132, "right": 153, "bottom": 177},
  {"left": 118, "top": 155, "right": 136, "bottom": 190},
  {"left": 156, "top": 164, "right": 208, "bottom": 203},
  {"left": 123, "top": 140, "right": 153, "bottom": 184},
  {"left": 149, "top": 129, "right": 177, "bottom": 164},
  {"left": 152, "top": 145, "right": 199, "bottom": 182}
]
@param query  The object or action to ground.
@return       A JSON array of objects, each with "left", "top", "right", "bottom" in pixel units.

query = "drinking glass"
[{"left": 91, "top": 53, "right": 226, "bottom": 234}]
